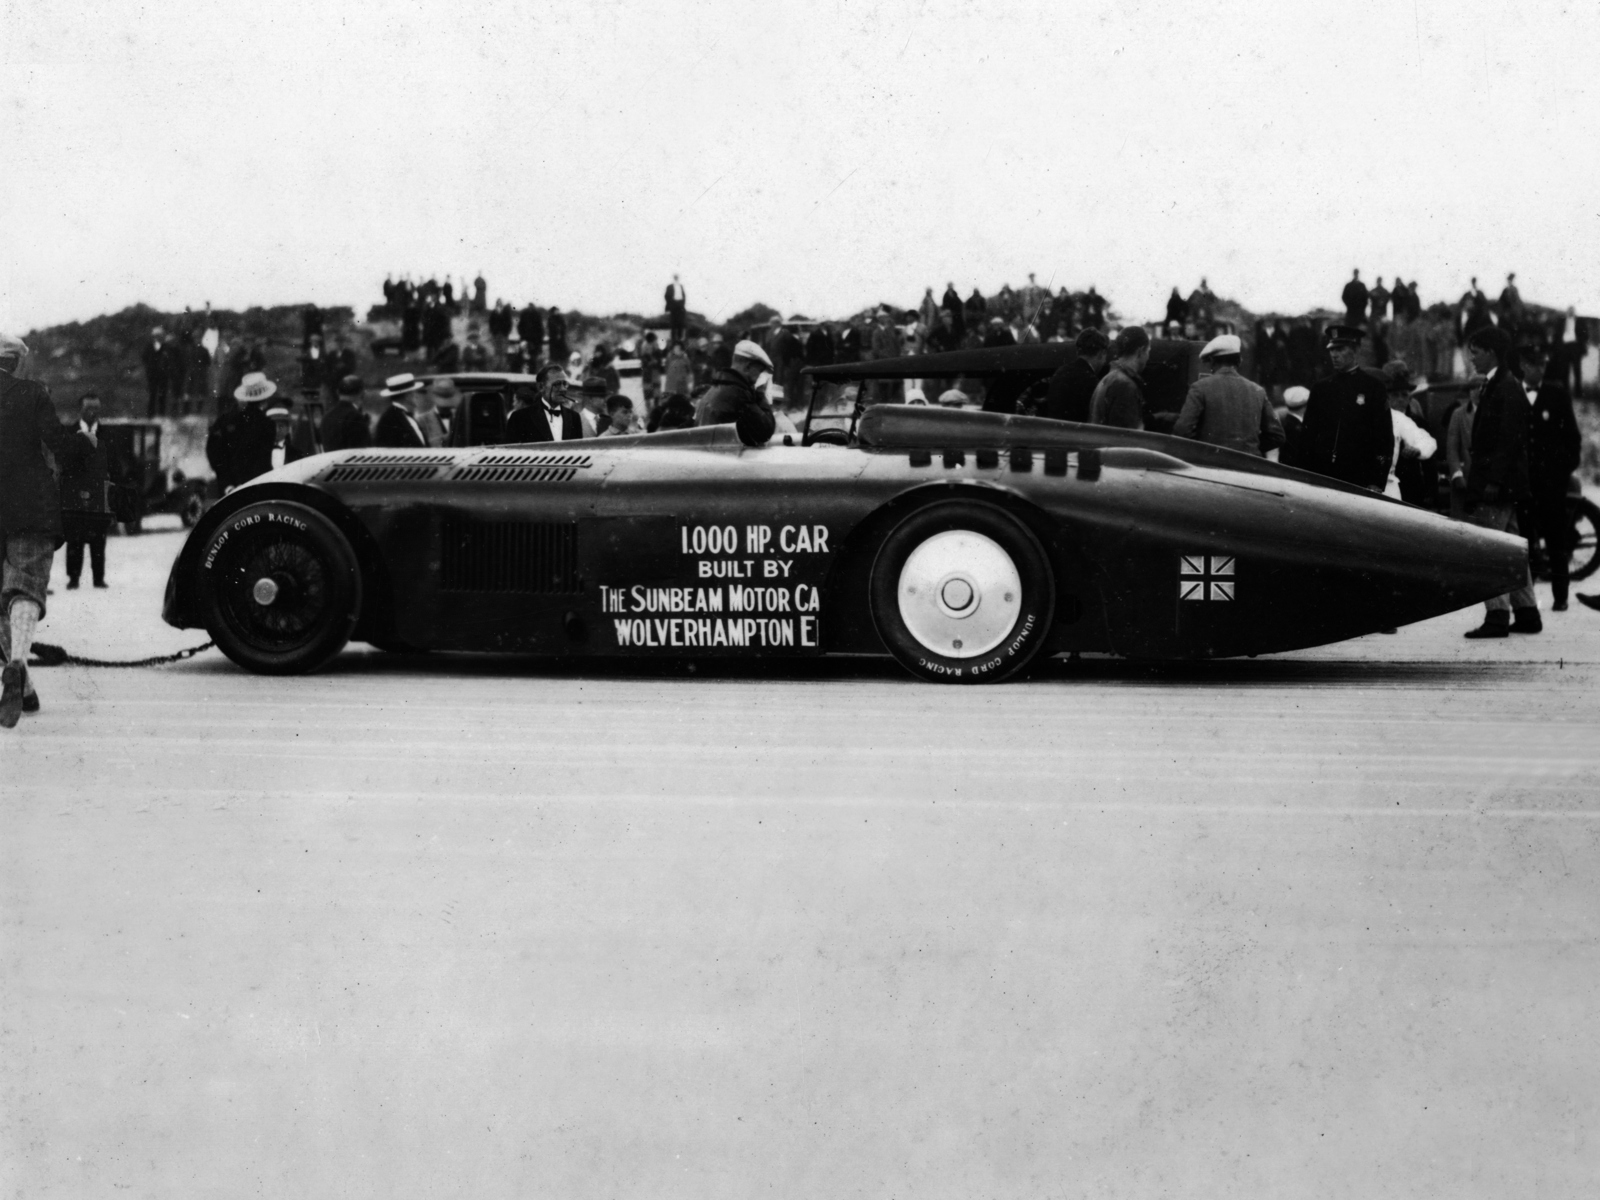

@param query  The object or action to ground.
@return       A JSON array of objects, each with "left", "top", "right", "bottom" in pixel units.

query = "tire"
[
  {"left": 180, "top": 490, "right": 205, "bottom": 528},
  {"left": 196, "top": 501, "right": 362, "bottom": 675},
  {"left": 1569, "top": 496, "right": 1600, "bottom": 582},
  {"left": 869, "top": 500, "right": 1055, "bottom": 683}
]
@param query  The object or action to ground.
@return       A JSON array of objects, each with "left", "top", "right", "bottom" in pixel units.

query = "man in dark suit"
[
  {"left": 231, "top": 374, "right": 279, "bottom": 484},
  {"left": 374, "top": 374, "right": 428, "bottom": 448},
  {"left": 322, "top": 375, "right": 371, "bottom": 451},
  {"left": 1519, "top": 344, "right": 1581, "bottom": 612},
  {"left": 1, "top": 333, "right": 80, "bottom": 724},
  {"left": 1461, "top": 327, "right": 1538, "bottom": 637},
  {"left": 1341, "top": 270, "right": 1369, "bottom": 327},
  {"left": 518, "top": 304, "right": 545, "bottom": 365},
  {"left": 1041, "top": 329, "right": 1110, "bottom": 423},
  {"left": 1299, "top": 325, "right": 1393, "bottom": 490},
  {"left": 61, "top": 392, "right": 110, "bottom": 588},
  {"left": 935, "top": 283, "right": 961, "bottom": 345},
  {"left": 504, "top": 364, "right": 583, "bottom": 443},
  {"left": 664, "top": 275, "right": 687, "bottom": 345},
  {"left": 141, "top": 327, "right": 168, "bottom": 417},
  {"left": 545, "top": 308, "right": 569, "bottom": 366}
]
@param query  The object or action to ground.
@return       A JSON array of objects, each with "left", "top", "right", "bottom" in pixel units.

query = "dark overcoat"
[
  {"left": 1467, "top": 369, "right": 1530, "bottom": 502},
  {"left": 1300, "top": 367, "right": 1393, "bottom": 490},
  {"left": 0, "top": 373, "right": 75, "bottom": 543}
]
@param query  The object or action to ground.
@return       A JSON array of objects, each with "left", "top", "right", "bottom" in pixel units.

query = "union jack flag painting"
[{"left": 1180, "top": 555, "right": 1235, "bottom": 602}]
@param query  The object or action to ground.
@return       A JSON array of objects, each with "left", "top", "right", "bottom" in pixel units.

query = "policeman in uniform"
[{"left": 1299, "top": 324, "right": 1392, "bottom": 491}]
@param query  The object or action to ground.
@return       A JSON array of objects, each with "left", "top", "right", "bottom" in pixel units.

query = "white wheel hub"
[
  {"left": 252, "top": 577, "right": 280, "bottom": 606},
  {"left": 897, "top": 530, "right": 1021, "bottom": 659}
]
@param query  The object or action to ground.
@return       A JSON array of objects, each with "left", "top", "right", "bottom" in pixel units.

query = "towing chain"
[{"left": 28, "top": 641, "right": 215, "bottom": 668}]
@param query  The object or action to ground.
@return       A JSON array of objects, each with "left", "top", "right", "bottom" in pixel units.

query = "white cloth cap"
[
  {"left": 732, "top": 340, "right": 773, "bottom": 370},
  {"left": 1200, "top": 334, "right": 1242, "bottom": 358},
  {"left": 1283, "top": 385, "right": 1310, "bottom": 409}
]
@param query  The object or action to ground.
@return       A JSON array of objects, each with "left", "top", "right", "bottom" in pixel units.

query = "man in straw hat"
[
  {"left": 0, "top": 333, "right": 81, "bottom": 725},
  {"left": 374, "top": 374, "right": 428, "bottom": 448},
  {"left": 694, "top": 340, "right": 776, "bottom": 447},
  {"left": 264, "top": 399, "right": 310, "bottom": 472},
  {"left": 206, "top": 370, "right": 278, "bottom": 492},
  {"left": 1173, "top": 333, "right": 1285, "bottom": 459}
]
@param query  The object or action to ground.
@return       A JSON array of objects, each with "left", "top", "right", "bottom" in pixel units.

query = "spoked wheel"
[
  {"left": 180, "top": 490, "right": 205, "bottom": 528},
  {"left": 870, "top": 501, "right": 1055, "bottom": 683},
  {"left": 1568, "top": 495, "right": 1600, "bottom": 582},
  {"left": 197, "top": 501, "right": 362, "bottom": 674}
]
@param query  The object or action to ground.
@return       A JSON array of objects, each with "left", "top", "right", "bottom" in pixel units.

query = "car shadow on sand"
[{"left": 167, "top": 647, "right": 1557, "bottom": 690}]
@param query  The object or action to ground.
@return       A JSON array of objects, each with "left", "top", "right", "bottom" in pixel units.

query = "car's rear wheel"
[
  {"left": 180, "top": 489, "right": 205, "bottom": 528},
  {"left": 197, "top": 501, "right": 362, "bottom": 675},
  {"left": 870, "top": 501, "right": 1054, "bottom": 683}
]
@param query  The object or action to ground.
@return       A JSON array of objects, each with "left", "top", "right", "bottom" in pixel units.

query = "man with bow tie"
[{"left": 504, "top": 363, "right": 584, "bottom": 443}]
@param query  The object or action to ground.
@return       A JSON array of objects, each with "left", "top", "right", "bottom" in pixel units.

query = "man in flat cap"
[
  {"left": 1040, "top": 328, "right": 1110, "bottom": 424},
  {"left": 374, "top": 374, "right": 429, "bottom": 448},
  {"left": 1173, "top": 334, "right": 1284, "bottom": 458},
  {"left": 1298, "top": 325, "right": 1392, "bottom": 490},
  {"left": 1088, "top": 327, "right": 1152, "bottom": 430},
  {"left": 0, "top": 334, "right": 81, "bottom": 725},
  {"left": 321, "top": 375, "right": 372, "bottom": 451},
  {"left": 695, "top": 340, "right": 776, "bottom": 447}
]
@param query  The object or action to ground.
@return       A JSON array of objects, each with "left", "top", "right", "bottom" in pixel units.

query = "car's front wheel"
[
  {"left": 870, "top": 501, "right": 1055, "bottom": 683},
  {"left": 197, "top": 501, "right": 362, "bottom": 675}
]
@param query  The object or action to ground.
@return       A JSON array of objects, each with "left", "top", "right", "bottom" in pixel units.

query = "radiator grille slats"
[
  {"left": 450, "top": 465, "right": 579, "bottom": 483},
  {"left": 472, "top": 453, "right": 592, "bottom": 468},
  {"left": 345, "top": 453, "right": 459, "bottom": 466},
  {"left": 323, "top": 463, "right": 446, "bottom": 483},
  {"left": 439, "top": 518, "right": 581, "bottom": 594}
]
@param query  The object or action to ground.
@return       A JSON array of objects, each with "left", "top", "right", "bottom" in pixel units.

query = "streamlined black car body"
[{"left": 164, "top": 404, "right": 1527, "bottom": 682}]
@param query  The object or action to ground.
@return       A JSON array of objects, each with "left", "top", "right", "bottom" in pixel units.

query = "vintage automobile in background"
[
  {"left": 98, "top": 419, "right": 210, "bottom": 531},
  {"left": 164, "top": 396, "right": 1528, "bottom": 682}
]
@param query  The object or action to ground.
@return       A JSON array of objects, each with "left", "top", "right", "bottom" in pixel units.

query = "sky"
[{"left": 3, "top": 0, "right": 1598, "bottom": 333}]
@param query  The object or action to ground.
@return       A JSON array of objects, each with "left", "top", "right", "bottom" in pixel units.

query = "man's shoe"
[
  {"left": 66, "top": 579, "right": 79, "bottom": 590},
  {"left": 1553, "top": 597, "right": 1568, "bottom": 612},
  {"left": 1578, "top": 594, "right": 1600, "bottom": 612},
  {"left": 1464, "top": 617, "right": 1510, "bottom": 639},
  {"left": 1511, "top": 607, "right": 1543, "bottom": 633},
  {"left": 22, "top": 690, "right": 39, "bottom": 714},
  {"left": 93, "top": 580, "right": 108, "bottom": 589},
  {"left": 0, "top": 663, "right": 24, "bottom": 729}
]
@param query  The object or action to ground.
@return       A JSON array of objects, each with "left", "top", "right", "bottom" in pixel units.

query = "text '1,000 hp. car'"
[{"left": 164, "top": 387, "right": 1527, "bottom": 683}]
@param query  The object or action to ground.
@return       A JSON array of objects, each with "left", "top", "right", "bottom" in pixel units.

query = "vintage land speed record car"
[{"left": 162, "top": 404, "right": 1528, "bottom": 682}]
